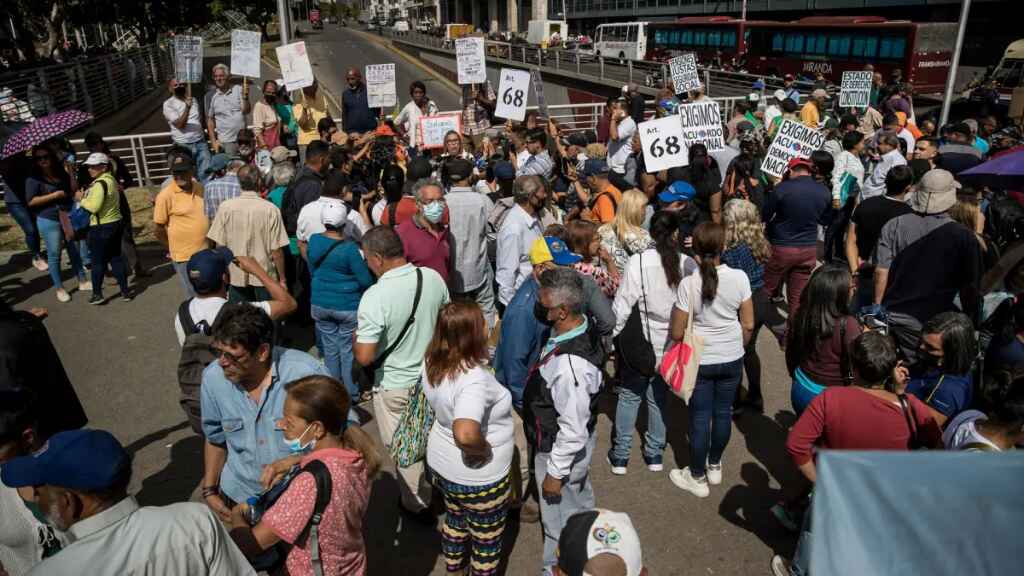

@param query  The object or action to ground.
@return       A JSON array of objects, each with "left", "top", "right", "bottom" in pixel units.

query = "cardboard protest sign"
[
  {"left": 365, "top": 63, "right": 397, "bottom": 108},
  {"left": 531, "top": 69, "right": 548, "bottom": 118},
  {"left": 230, "top": 30, "right": 262, "bottom": 78},
  {"left": 839, "top": 71, "right": 872, "bottom": 108},
  {"left": 419, "top": 114, "right": 462, "bottom": 148},
  {"left": 495, "top": 68, "right": 531, "bottom": 121},
  {"left": 638, "top": 115, "right": 689, "bottom": 172},
  {"left": 761, "top": 118, "right": 826, "bottom": 179},
  {"left": 669, "top": 54, "right": 701, "bottom": 94},
  {"left": 677, "top": 100, "right": 724, "bottom": 153},
  {"left": 174, "top": 36, "right": 203, "bottom": 83},
  {"left": 276, "top": 41, "right": 315, "bottom": 92},
  {"left": 455, "top": 36, "right": 486, "bottom": 85}
]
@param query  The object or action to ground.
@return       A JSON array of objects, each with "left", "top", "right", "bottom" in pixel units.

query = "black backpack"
[
  {"left": 281, "top": 173, "right": 323, "bottom": 237},
  {"left": 177, "top": 299, "right": 223, "bottom": 436}
]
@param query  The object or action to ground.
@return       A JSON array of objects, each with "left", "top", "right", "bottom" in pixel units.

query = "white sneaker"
[
  {"left": 707, "top": 462, "right": 722, "bottom": 485},
  {"left": 771, "top": 555, "right": 794, "bottom": 576},
  {"left": 669, "top": 467, "right": 709, "bottom": 498},
  {"left": 33, "top": 258, "right": 49, "bottom": 271},
  {"left": 55, "top": 288, "right": 71, "bottom": 303},
  {"left": 606, "top": 455, "right": 628, "bottom": 476},
  {"left": 78, "top": 280, "right": 92, "bottom": 292}
]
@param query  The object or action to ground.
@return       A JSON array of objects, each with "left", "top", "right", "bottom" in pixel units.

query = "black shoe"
[
  {"left": 89, "top": 293, "right": 106, "bottom": 305},
  {"left": 399, "top": 503, "right": 437, "bottom": 527},
  {"left": 120, "top": 289, "right": 135, "bottom": 302},
  {"left": 747, "top": 397, "right": 765, "bottom": 414}
]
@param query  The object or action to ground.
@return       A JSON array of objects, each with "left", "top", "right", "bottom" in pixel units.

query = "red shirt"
[
  {"left": 380, "top": 197, "right": 450, "bottom": 227},
  {"left": 786, "top": 387, "right": 942, "bottom": 466},
  {"left": 396, "top": 216, "right": 451, "bottom": 284}
]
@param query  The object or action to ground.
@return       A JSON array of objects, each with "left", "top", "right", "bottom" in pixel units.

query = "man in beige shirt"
[{"left": 206, "top": 164, "right": 289, "bottom": 302}]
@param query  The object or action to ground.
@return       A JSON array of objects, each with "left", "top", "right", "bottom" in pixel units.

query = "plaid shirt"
[
  {"left": 462, "top": 81, "right": 496, "bottom": 136},
  {"left": 203, "top": 173, "right": 241, "bottom": 221}
]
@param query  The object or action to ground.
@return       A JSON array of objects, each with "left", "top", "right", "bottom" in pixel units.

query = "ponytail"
[
  {"left": 691, "top": 222, "right": 725, "bottom": 303},
  {"left": 699, "top": 255, "right": 719, "bottom": 303},
  {"left": 649, "top": 211, "right": 682, "bottom": 287},
  {"left": 342, "top": 425, "right": 383, "bottom": 478}
]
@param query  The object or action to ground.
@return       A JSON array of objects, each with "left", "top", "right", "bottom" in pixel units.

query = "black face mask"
[
  {"left": 174, "top": 86, "right": 187, "bottom": 98},
  {"left": 534, "top": 301, "right": 554, "bottom": 326},
  {"left": 917, "top": 351, "right": 942, "bottom": 371},
  {"left": 264, "top": 94, "right": 275, "bottom": 103}
]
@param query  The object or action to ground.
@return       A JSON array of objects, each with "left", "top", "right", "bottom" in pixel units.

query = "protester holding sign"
[
  {"left": 206, "top": 63, "right": 251, "bottom": 157},
  {"left": 679, "top": 101, "right": 725, "bottom": 153},
  {"left": 638, "top": 115, "right": 688, "bottom": 173},
  {"left": 293, "top": 80, "right": 329, "bottom": 163},
  {"left": 395, "top": 80, "right": 440, "bottom": 151},
  {"left": 670, "top": 54, "right": 701, "bottom": 95},
  {"left": 343, "top": 68, "right": 380, "bottom": 135},
  {"left": 163, "top": 78, "right": 211, "bottom": 182},
  {"left": 839, "top": 71, "right": 873, "bottom": 109},
  {"left": 365, "top": 64, "right": 397, "bottom": 109}
]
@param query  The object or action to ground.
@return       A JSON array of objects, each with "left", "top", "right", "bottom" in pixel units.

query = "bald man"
[{"left": 341, "top": 67, "right": 379, "bottom": 134}]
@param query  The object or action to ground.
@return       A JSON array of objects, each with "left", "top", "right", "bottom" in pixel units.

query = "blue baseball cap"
[
  {"left": 529, "top": 236, "right": 583, "bottom": 267},
  {"left": 582, "top": 158, "right": 609, "bottom": 178},
  {"left": 205, "top": 153, "right": 230, "bottom": 176},
  {"left": 186, "top": 247, "right": 234, "bottom": 293},
  {"left": 1, "top": 429, "right": 130, "bottom": 491},
  {"left": 658, "top": 180, "right": 696, "bottom": 204},
  {"left": 493, "top": 160, "right": 516, "bottom": 181}
]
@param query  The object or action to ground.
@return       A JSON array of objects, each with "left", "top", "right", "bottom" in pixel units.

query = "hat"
[
  {"left": 445, "top": 158, "right": 474, "bottom": 182},
  {"left": 205, "top": 153, "right": 230, "bottom": 176},
  {"left": 557, "top": 509, "right": 643, "bottom": 576},
  {"left": 1, "top": 429, "right": 130, "bottom": 492},
  {"left": 950, "top": 122, "right": 973, "bottom": 138},
  {"left": 812, "top": 88, "right": 828, "bottom": 100},
  {"left": 82, "top": 152, "right": 110, "bottom": 166},
  {"left": 270, "top": 146, "right": 298, "bottom": 162},
  {"left": 911, "top": 169, "right": 960, "bottom": 214},
  {"left": 170, "top": 156, "right": 195, "bottom": 174},
  {"left": 787, "top": 157, "right": 814, "bottom": 172},
  {"left": 784, "top": 74, "right": 795, "bottom": 81},
  {"left": 658, "top": 180, "right": 696, "bottom": 204},
  {"left": 529, "top": 236, "right": 582, "bottom": 266},
  {"left": 320, "top": 198, "right": 349, "bottom": 227},
  {"left": 186, "top": 247, "right": 234, "bottom": 293},
  {"left": 493, "top": 160, "right": 515, "bottom": 181},
  {"left": 773, "top": 89, "right": 787, "bottom": 101},
  {"left": 407, "top": 157, "right": 434, "bottom": 181},
  {"left": 963, "top": 118, "right": 978, "bottom": 134},
  {"left": 582, "top": 158, "right": 609, "bottom": 177}
]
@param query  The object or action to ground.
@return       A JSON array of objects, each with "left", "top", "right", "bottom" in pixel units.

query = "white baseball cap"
[
  {"left": 558, "top": 509, "right": 643, "bottom": 576},
  {"left": 773, "top": 89, "right": 787, "bottom": 101},
  {"left": 320, "top": 198, "right": 348, "bottom": 228},
  {"left": 82, "top": 152, "right": 110, "bottom": 166}
]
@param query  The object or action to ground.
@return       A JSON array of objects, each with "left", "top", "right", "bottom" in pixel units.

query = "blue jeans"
[
  {"left": 87, "top": 221, "right": 128, "bottom": 295},
  {"left": 611, "top": 360, "right": 669, "bottom": 462},
  {"left": 36, "top": 216, "right": 85, "bottom": 289},
  {"left": 311, "top": 305, "right": 359, "bottom": 398},
  {"left": 689, "top": 358, "right": 743, "bottom": 479},
  {"left": 179, "top": 140, "right": 212, "bottom": 185},
  {"left": 536, "top": 433, "right": 596, "bottom": 572},
  {"left": 7, "top": 202, "right": 41, "bottom": 258},
  {"left": 172, "top": 261, "right": 197, "bottom": 297}
]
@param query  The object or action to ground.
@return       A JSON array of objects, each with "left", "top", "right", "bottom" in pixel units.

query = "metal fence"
[{"left": 0, "top": 44, "right": 174, "bottom": 125}]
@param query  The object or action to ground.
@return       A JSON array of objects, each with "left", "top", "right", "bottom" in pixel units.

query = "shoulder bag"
[
  {"left": 897, "top": 393, "right": 926, "bottom": 450},
  {"left": 614, "top": 253, "right": 657, "bottom": 377},
  {"left": 390, "top": 372, "right": 435, "bottom": 468},
  {"left": 839, "top": 318, "right": 853, "bottom": 385},
  {"left": 352, "top": 268, "right": 422, "bottom": 393},
  {"left": 661, "top": 276, "right": 704, "bottom": 403},
  {"left": 69, "top": 179, "right": 107, "bottom": 239}
]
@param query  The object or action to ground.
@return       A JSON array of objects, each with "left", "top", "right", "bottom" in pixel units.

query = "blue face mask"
[
  {"left": 284, "top": 423, "right": 315, "bottom": 455},
  {"left": 422, "top": 200, "right": 445, "bottom": 223}
]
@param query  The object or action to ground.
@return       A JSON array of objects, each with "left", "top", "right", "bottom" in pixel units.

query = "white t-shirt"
[
  {"left": 675, "top": 264, "right": 751, "bottom": 365},
  {"left": 371, "top": 198, "right": 387, "bottom": 226},
  {"left": 423, "top": 365, "right": 515, "bottom": 486},
  {"left": 608, "top": 116, "right": 636, "bottom": 174},
  {"left": 162, "top": 96, "right": 204, "bottom": 144},
  {"left": 174, "top": 297, "right": 272, "bottom": 345},
  {"left": 942, "top": 410, "right": 1001, "bottom": 451}
]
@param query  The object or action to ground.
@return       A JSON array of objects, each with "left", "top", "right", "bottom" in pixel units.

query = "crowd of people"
[{"left": 2, "top": 55, "right": 1023, "bottom": 576}]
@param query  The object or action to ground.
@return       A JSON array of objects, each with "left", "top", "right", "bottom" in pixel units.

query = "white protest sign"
[
  {"left": 275, "top": 41, "right": 315, "bottom": 91},
  {"left": 495, "top": 68, "right": 530, "bottom": 121},
  {"left": 419, "top": 114, "right": 462, "bottom": 149},
  {"left": 230, "top": 30, "right": 261, "bottom": 78},
  {"left": 638, "top": 115, "right": 688, "bottom": 172},
  {"left": 761, "top": 119, "right": 826, "bottom": 179},
  {"left": 669, "top": 54, "right": 701, "bottom": 94},
  {"left": 365, "top": 63, "right": 397, "bottom": 108},
  {"left": 677, "top": 100, "right": 725, "bottom": 153},
  {"left": 174, "top": 36, "right": 203, "bottom": 83},
  {"left": 455, "top": 36, "right": 487, "bottom": 85},
  {"left": 839, "top": 71, "right": 872, "bottom": 108}
]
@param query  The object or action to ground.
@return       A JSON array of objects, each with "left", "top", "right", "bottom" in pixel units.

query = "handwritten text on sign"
[
  {"left": 638, "top": 115, "right": 689, "bottom": 172},
  {"left": 276, "top": 42, "right": 315, "bottom": 91},
  {"left": 678, "top": 101, "right": 724, "bottom": 153},
  {"left": 365, "top": 64, "right": 397, "bottom": 108},
  {"left": 174, "top": 36, "right": 203, "bottom": 83},
  {"left": 495, "top": 68, "right": 530, "bottom": 121},
  {"left": 761, "top": 119, "right": 826, "bottom": 179},
  {"left": 230, "top": 30, "right": 261, "bottom": 78},
  {"left": 669, "top": 54, "right": 701, "bottom": 94},
  {"left": 455, "top": 37, "right": 487, "bottom": 85},
  {"left": 839, "top": 71, "right": 872, "bottom": 108},
  {"left": 419, "top": 114, "right": 462, "bottom": 149}
]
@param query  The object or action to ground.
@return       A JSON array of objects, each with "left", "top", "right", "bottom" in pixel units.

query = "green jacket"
[{"left": 80, "top": 172, "right": 121, "bottom": 225}]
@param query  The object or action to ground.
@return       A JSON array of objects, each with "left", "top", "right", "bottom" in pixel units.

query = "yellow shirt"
[
  {"left": 292, "top": 92, "right": 328, "bottom": 145},
  {"left": 800, "top": 102, "right": 820, "bottom": 129},
  {"left": 80, "top": 172, "right": 121, "bottom": 225},
  {"left": 153, "top": 179, "right": 208, "bottom": 262}
]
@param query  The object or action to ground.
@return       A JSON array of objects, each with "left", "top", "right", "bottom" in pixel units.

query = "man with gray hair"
[
  {"left": 861, "top": 132, "right": 907, "bottom": 200},
  {"left": 396, "top": 177, "right": 453, "bottom": 284},
  {"left": 524, "top": 266, "right": 605, "bottom": 574},
  {"left": 206, "top": 63, "right": 251, "bottom": 157},
  {"left": 203, "top": 155, "right": 245, "bottom": 221},
  {"left": 495, "top": 175, "right": 549, "bottom": 309},
  {"left": 207, "top": 164, "right": 289, "bottom": 302}
]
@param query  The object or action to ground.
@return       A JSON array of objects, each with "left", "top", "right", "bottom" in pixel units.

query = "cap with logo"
[
  {"left": 1, "top": 429, "right": 130, "bottom": 492},
  {"left": 773, "top": 89, "right": 787, "bottom": 101},
  {"left": 658, "top": 180, "right": 696, "bottom": 204},
  {"left": 529, "top": 236, "right": 582, "bottom": 266},
  {"left": 186, "top": 247, "right": 234, "bottom": 293},
  {"left": 557, "top": 509, "right": 643, "bottom": 576},
  {"left": 320, "top": 198, "right": 349, "bottom": 227},
  {"left": 811, "top": 88, "right": 829, "bottom": 100},
  {"left": 171, "top": 156, "right": 195, "bottom": 174},
  {"left": 787, "top": 157, "right": 814, "bottom": 172}
]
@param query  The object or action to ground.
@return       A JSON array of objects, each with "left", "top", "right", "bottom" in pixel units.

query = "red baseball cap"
[{"left": 787, "top": 157, "right": 813, "bottom": 172}]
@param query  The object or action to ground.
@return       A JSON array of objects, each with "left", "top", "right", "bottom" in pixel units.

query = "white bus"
[{"left": 594, "top": 22, "right": 649, "bottom": 61}]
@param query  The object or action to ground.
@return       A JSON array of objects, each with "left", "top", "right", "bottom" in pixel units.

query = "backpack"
[
  {"left": 281, "top": 173, "right": 323, "bottom": 237},
  {"left": 177, "top": 299, "right": 223, "bottom": 436},
  {"left": 487, "top": 198, "right": 515, "bottom": 262},
  {"left": 294, "top": 459, "right": 333, "bottom": 576}
]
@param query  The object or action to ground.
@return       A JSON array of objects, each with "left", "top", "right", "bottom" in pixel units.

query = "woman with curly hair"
[
  {"left": 565, "top": 219, "right": 620, "bottom": 299},
  {"left": 598, "top": 189, "right": 654, "bottom": 274},
  {"left": 722, "top": 199, "right": 773, "bottom": 414}
]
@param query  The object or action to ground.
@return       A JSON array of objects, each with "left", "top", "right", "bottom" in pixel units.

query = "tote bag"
[
  {"left": 390, "top": 375, "right": 435, "bottom": 468},
  {"left": 661, "top": 277, "right": 704, "bottom": 403}
]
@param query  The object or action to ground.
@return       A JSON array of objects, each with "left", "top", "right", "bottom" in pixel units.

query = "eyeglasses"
[{"left": 209, "top": 346, "right": 248, "bottom": 364}]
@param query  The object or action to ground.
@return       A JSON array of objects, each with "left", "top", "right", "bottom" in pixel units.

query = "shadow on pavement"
[
  {"left": 133, "top": 424, "right": 204, "bottom": 508},
  {"left": 364, "top": 473, "right": 442, "bottom": 575},
  {"left": 718, "top": 462, "right": 797, "bottom": 557}
]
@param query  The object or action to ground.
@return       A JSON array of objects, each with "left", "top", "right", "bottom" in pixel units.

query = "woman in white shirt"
[
  {"left": 395, "top": 80, "right": 440, "bottom": 153},
  {"left": 608, "top": 211, "right": 696, "bottom": 475},
  {"left": 422, "top": 301, "right": 514, "bottom": 574},
  {"left": 669, "top": 222, "right": 754, "bottom": 498},
  {"left": 943, "top": 369, "right": 1024, "bottom": 451}
]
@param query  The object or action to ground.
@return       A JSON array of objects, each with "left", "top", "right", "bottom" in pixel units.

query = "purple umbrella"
[
  {"left": 0, "top": 109, "right": 93, "bottom": 159},
  {"left": 958, "top": 148, "right": 1024, "bottom": 190}
]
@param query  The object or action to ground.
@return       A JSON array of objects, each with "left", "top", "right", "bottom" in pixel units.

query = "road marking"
[{"left": 348, "top": 28, "right": 459, "bottom": 96}]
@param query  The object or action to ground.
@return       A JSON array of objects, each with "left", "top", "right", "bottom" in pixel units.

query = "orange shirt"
[
  {"left": 153, "top": 179, "right": 208, "bottom": 262},
  {"left": 589, "top": 183, "right": 622, "bottom": 224}
]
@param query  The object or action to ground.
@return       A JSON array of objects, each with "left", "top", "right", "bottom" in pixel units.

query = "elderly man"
[
  {"left": 800, "top": 88, "right": 828, "bottom": 129},
  {"left": 342, "top": 68, "right": 379, "bottom": 134},
  {"left": 1, "top": 429, "right": 255, "bottom": 575},
  {"left": 162, "top": 78, "right": 211, "bottom": 181},
  {"left": 862, "top": 133, "right": 907, "bottom": 200},
  {"left": 154, "top": 156, "right": 208, "bottom": 296},
  {"left": 206, "top": 63, "right": 251, "bottom": 157},
  {"left": 202, "top": 154, "right": 243, "bottom": 221},
  {"left": 524, "top": 267, "right": 605, "bottom": 574},
  {"left": 200, "top": 304, "right": 328, "bottom": 522},
  {"left": 396, "top": 178, "right": 452, "bottom": 284},
  {"left": 445, "top": 158, "right": 496, "bottom": 326},
  {"left": 496, "top": 175, "right": 548, "bottom": 309}
]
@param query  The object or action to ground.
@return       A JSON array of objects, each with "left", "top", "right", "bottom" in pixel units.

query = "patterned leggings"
[{"left": 431, "top": 471, "right": 511, "bottom": 575}]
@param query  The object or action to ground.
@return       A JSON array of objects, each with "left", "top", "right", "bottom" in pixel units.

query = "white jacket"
[{"left": 832, "top": 150, "right": 866, "bottom": 202}]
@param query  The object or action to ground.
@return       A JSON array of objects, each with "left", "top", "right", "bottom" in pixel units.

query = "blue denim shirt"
[
  {"left": 200, "top": 347, "right": 328, "bottom": 503},
  {"left": 493, "top": 277, "right": 548, "bottom": 409}
]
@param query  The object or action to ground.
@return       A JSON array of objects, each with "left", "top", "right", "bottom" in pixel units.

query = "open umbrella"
[
  {"left": 0, "top": 109, "right": 93, "bottom": 159},
  {"left": 958, "top": 148, "right": 1024, "bottom": 190}
]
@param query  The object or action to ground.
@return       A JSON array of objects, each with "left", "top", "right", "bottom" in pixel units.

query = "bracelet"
[{"left": 201, "top": 485, "right": 220, "bottom": 498}]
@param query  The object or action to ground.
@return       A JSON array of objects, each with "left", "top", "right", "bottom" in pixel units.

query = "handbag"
[
  {"left": 389, "top": 374, "right": 435, "bottom": 468},
  {"left": 614, "top": 253, "right": 657, "bottom": 377},
  {"left": 69, "top": 179, "right": 107, "bottom": 240},
  {"left": 661, "top": 276, "right": 704, "bottom": 403}
]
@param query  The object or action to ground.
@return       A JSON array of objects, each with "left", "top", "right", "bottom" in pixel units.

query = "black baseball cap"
[{"left": 445, "top": 158, "right": 474, "bottom": 182}]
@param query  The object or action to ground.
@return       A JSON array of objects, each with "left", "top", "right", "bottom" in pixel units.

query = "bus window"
[
  {"left": 772, "top": 32, "right": 784, "bottom": 52},
  {"left": 669, "top": 30, "right": 681, "bottom": 47},
  {"left": 785, "top": 33, "right": 804, "bottom": 53},
  {"left": 879, "top": 36, "right": 906, "bottom": 59},
  {"left": 864, "top": 36, "right": 878, "bottom": 58},
  {"left": 708, "top": 30, "right": 721, "bottom": 47},
  {"left": 682, "top": 30, "right": 693, "bottom": 46},
  {"left": 725, "top": 31, "right": 737, "bottom": 48},
  {"left": 694, "top": 31, "right": 707, "bottom": 46},
  {"left": 627, "top": 24, "right": 637, "bottom": 43},
  {"left": 655, "top": 30, "right": 666, "bottom": 45},
  {"left": 828, "top": 34, "right": 851, "bottom": 57},
  {"left": 807, "top": 34, "right": 827, "bottom": 55}
]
